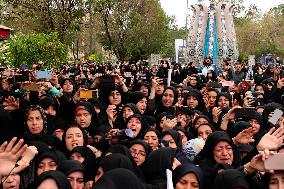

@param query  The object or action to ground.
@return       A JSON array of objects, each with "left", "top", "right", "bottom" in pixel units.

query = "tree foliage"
[
  {"left": 235, "top": 3, "right": 284, "bottom": 61},
  {"left": 3, "top": 0, "right": 88, "bottom": 44},
  {"left": 8, "top": 33, "right": 67, "bottom": 68},
  {"left": 94, "top": 0, "right": 170, "bottom": 61}
]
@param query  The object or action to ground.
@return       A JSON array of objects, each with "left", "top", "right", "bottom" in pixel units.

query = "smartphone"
[
  {"left": 80, "top": 90, "right": 95, "bottom": 99},
  {"left": 14, "top": 71, "right": 29, "bottom": 83},
  {"left": 234, "top": 108, "right": 255, "bottom": 119},
  {"left": 269, "top": 109, "right": 284, "bottom": 125},
  {"left": 124, "top": 72, "right": 132, "bottom": 78},
  {"left": 36, "top": 71, "right": 52, "bottom": 79},
  {"left": 22, "top": 83, "right": 40, "bottom": 91},
  {"left": 99, "top": 75, "right": 115, "bottom": 90},
  {"left": 264, "top": 153, "right": 284, "bottom": 170}
]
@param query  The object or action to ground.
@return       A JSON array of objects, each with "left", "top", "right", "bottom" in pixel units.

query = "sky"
[{"left": 160, "top": 0, "right": 283, "bottom": 27}]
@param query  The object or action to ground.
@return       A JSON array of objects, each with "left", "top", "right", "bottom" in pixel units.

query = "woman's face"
[
  {"left": 194, "top": 118, "right": 209, "bottom": 130},
  {"left": 187, "top": 96, "right": 198, "bottom": 108},
  {"left": 65, "top": 127, "right": 84, "bottom": 151},
  {"left": 162, "top": 89, "right": 175, "bottom": 107},
  {"left": 255, "top": 86, "right": 264, "bottom": 95},
  {"left": 144, "top": 131, "right": 159, "bottom": 150},
  {"left": 176, "top": 173, "right": 199, "bottom": 189},
  {"left": 45, "top": 105, "right": 57, "bottom": 116},
  {"left": 127, "top": 117, "right": 142, "bottom": 138},
  {"left": 163, "top": 134, "right": 177, "bottom": 149},
  {"left": 27, "top": 110, "right": 44, "bottom": 135},
  {"left": 75, "top": 109, "right": 92, "bottom": 128},
  {"left": 67, "top": 171, "right": 84, "bottom": 189},
  {"left": 70, "top": 152, "right": 85, "bottom": 163},
  {"left": 109, "top": 90, "right": 122, "bottom": 106},
  {"left": 269, "top": 171, "right": 284, "bottom": 189},
  {"left": 129, "top": 144, "right": 146, "bottom": 166},
  {"left": 218, "top": 96, "right": 230, "bottom": 108},
  {"left": 2, "top": 174, "right": 20, "bottom": 189},
  {"left": 63, "top": 80, "right": 74, "bottom": 93},
  {"left": 197, "top": 125, "right": 213, "bottom": 141},
  {"left": 123, "top": 107, "right": 134, "bottom": 121},
  {"left": 140, "top": 86, "right": 149, "bottom": 97},
  {"left": 37, "top": 157, "right": 57, "bottom": 176},
  {"left": 213, "top": 141, "right": 234, "bottom": 165},
  {"left": 136, "top": 98, "right": 147, "bottom": 114}
]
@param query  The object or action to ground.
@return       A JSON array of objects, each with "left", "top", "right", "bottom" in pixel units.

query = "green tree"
[
  {"left": 3, "top": 0, "right": 88, "bottom": 44},
  {"left": 94, "top": 0, "right": 170, "bottom": 61},
  {"left": 160, "top": 16, "right": 186, "bottom": 59},
  {"left": 8, "top": 33, "right": 67, "bottom": 68},
  {"left": 235, "top": 3, "right": 284, "bottom": 60}
]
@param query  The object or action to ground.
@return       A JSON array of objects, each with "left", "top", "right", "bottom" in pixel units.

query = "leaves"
[
  {"left": 95, "top": 0, "right": 170, "bottom": 61},
  {"left": 8, "top": 33, "right": 67, "bottom": 68}
]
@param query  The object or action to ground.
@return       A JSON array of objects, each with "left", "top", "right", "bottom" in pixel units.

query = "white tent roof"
[{"left": 0, "top": 25, "right": 13, "bottom": 30}]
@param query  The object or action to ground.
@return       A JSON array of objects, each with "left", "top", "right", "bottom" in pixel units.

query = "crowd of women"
[{"left": 0, "top": 57, "right": 283, "bottom": 189}]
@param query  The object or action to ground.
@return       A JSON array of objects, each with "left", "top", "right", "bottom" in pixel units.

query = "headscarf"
[
  {"left": 126, "top": 114, "right": 148, "bottom": 139},
  {"left": 127, "top": 91, "right": 146, "bottom": 105},
  {"left": 99, "top": 153, "right": 135, "bottom": 173},
  {"left": 57, "top": 160, "right": 85, "bottom": 181},
  {"left": 195, "top": 131, "right": 240, "bottom": 167},
  {"left": 34, "top": 148, "right": 66, "bottom": 175},
  {"left": 141, "top": 147, "right": 177, "bottom": 185},
  {"left": 130, "top": 139, "right": 152, "bottom": 159},
  {"left": 24, "top": 105, "right": 48, "bottom": 139},
  {"left": 93, "top": 168, "right": 144, "bottom": 189},
  {"left": 162, "top": 130, "right": 183, "bottom": 150},
  {"left": 28, "top": 170, "right": 71, "bottom": 189},
  {"left": 214, "top": 169, "right": 250, "bottom": 189},
  {"left": 173, "top": 164, "right": 204, "bottom": 189},
  {"left": 75, "top": 101, "right": 99, "bottom": 136},
  {"left": 70, "top": 146, "right": 97, "bottom": 181},
  {"left": 62, "top": 124, "right": 89, "bottom": 154}
]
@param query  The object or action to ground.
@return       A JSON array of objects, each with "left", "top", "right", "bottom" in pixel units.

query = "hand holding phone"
[
  {"left": 269, "top": 109, "right": 284, "bottom": 125},
  {"left": 264, "top": 153, "right": 284, "bottom": 170}
]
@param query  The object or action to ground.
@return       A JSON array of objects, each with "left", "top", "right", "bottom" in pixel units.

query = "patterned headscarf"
[{"left": 25, "top": 105, "right": 48, "bottom": 137}]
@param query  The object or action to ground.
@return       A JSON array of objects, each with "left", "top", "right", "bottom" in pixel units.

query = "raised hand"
[
  {"left": 3, "top": 96, "right": 20, "bottom": 111},
  {"left": 233, "top": 127, "right": 255, "bottom": 144},
  {"left": 257, "top": 127, "right": 284, "bottom": 151},
  {"left": 0, "top": 138, "right": 28, "bottom": 178},
  {"left": 245, "top": 149, "right": 274, "bottom": 174}
]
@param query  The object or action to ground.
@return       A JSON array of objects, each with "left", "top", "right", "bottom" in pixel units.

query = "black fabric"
[
  {"left": 127, "top": 91, "right": 146, "bottom": 105},
  {"left": 104, "top": 144, "right": 145, "bottom": 182},
  {"left": 28, "top": 170, "right": 71, "bottom": 189},
  {"left": 141, "top": 147, "right": 177, "bottom": 185},
  {"left": 70, "top": 146, "right": 97, "bottom": 181},
  {"left": 130, "top": 139, "right": 152, "bottom": 158},
  {"left": 194, "top": 131, "right": 241, "bottom": 189},
  {"left": 99, "top": 153, "right": 135, "bottom": 173},
  {"left": 75, "top": 101, "right": 99, "bottom": 136},
  {"left": 173, "top": 164, "right": 204, "bottom": 189},
  {"left": 214, "top": 169, "right": 249, "bottom": 189},
  {"left": 162, "top": 129, "right": 183, "bottom": 150},
  {"left": 57, "top": 160, "right": 85, "bottom": 180},
  {"left": 93, "top": 168, "right": 144, "bottom": 189},
  {"left": 34, "top": 148, "right": 66, "bottom": 174},
  {"left": 61, "top": 124, "right": 89, "bottom": 154}
]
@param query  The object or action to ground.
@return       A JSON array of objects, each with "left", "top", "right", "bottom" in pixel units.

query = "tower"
[{"left": 186, "top": 0, "right": 238, "bottom": 68}]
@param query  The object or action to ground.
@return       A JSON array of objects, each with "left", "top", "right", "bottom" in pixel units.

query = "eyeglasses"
[{"left": 129, "top": 149, "right": 146, "bottom": 157}]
